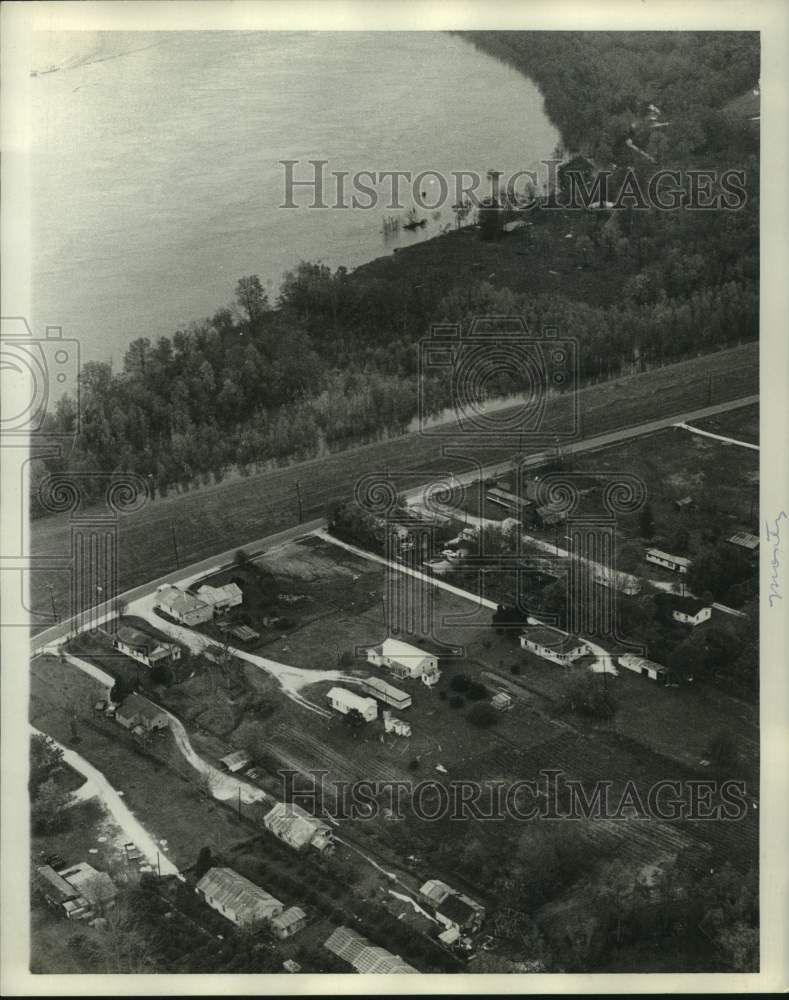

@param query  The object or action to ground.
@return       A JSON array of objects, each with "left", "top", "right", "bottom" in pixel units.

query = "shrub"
[
  {"left": 510, "top": 663, "right": 521, "bottom": 675},
  {"left": 448, "top": 694, "right": 465, "bottom": 709}
]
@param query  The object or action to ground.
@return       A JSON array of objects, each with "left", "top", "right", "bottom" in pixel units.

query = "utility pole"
[
  {"left": 171, "top": 521, "right": 180, "bottom": 569},
  {"left": 295, "top": 481, "right": 304, "bottom": 524},
  {"left": 47, "top": 585, "right": 59, "bottom": 623},
  {"left": 157, "top": 852, "right": 161, "bottom": 879}
]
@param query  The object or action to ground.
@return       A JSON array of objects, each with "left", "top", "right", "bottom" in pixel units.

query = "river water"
[{"left": 31, "top": 31, "right": 558, "bottom": 365}]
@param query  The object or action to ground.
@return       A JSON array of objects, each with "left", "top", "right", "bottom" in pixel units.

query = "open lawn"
[
  {"left": 30, "top": 656, "right": 251, "bottom": 869},
  {"left": 691, "top": 402, "right": 759, "bottom": 445}
]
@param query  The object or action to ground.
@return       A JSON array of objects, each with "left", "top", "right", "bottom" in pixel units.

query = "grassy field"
[
  {"left": 691, "top": 402, "right": 759, "bottom": 445},
  {"left": 30, "top": 342, "right": 757, "bottom": 632}
]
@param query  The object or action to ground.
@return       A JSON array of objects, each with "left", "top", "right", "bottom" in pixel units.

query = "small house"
[
  {"left": 419, "top": 879, "right": 485, "bottom": 934},
  {"left": 645, "top": 548, "right": 691, "bottom": 574},
  {"left": 154, "top": 585, "right": 213, "bottom": 625},
  {"left": 671, "top": 595, "right": 712, "bottom": 627},
  {"left": 367, "top": 637, "right": 441, "bottom": 687},
  {"left": 270, "top": 906, "right": 307, "bottom": 939},
  {"left": 113, "top": 624, "right": 181, "bottom": 669},
  {"left": 673, "top": 496, "right": 695, "bottom": 512},
  {"left": 619, "top": 653, "right": 670, "bottom": 684},
  {"left": 520, "top": 625, "right": 590, "bottom": 666},
  {"left": 197, "top": 582, "right": 243, "bottom": 611},
  {"left": 35, "top": 866, "right": 90, "bottom": 919},
  {"left": 220, "top": 750, "right": 251, "bottom": 773},
  {"left": 530, "top": 505, "right": 569, "bottom": 530},
  {"left": 58, "top": 862, "right": 117, "bottom": 911},
  {"left": 491, "top": 691, "right": 514, "bottom": 711},
  {"left": 326, "top": 686, "right": 378, "bottom": 722},
  {"left": 115, "top": 693, "right": 170, "bottom": 733},
  {"left": 727, "top": 531, "right": 759, "bottom": 556},
  {"left": 486, "top": 487, "right": 530, "bottom": 514},
  {"left": 264, "top": 802, "right": 334, "bottom": 854},
  {"left": 196, "top": 867, "right": 283, "bottom": 927},
  {"left": 383, "top": 710, "right": 412, "bottom": 737},
  {"left": 360, "top": 676, "right": 412, "bottom": 710}
]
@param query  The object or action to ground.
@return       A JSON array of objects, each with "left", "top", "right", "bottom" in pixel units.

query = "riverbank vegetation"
[{"left": 32, "top": 32, "right": 758, "bottom": 511}]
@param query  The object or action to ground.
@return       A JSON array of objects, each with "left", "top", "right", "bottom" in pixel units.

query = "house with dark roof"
[
  {"left": 115, "top": 693, "right": 170, "bottom": 733},
  {"left": 520, "top": 625, "right": 590, "bottom": 666},
  {"left": 671, "top": 595, "right": 712, "bottom": 627},
  {"left": 418, "top": 878, "right": 485, "bottom": 935},
  {"left": 196, "top": 867, "right": 283, "bottom": 927},
  {"left": 35, "top": 865, "right": 91, "bottom": 919}
]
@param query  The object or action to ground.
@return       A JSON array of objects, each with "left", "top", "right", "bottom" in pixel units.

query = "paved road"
[{"left": 30, "top": 394, "right": 757, "bottom": 651}]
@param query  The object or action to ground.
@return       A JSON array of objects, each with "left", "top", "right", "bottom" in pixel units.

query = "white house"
[
  {"left": 520, "top": 625, "right": 590, "bottom": 666},
  {"left": 645, "top": 548, "right": 691, "bottom": 574},
  {"left": 113, "top": 624, "right": 181, "bottom": 668},
  {"left": 619, "top": 653, "right": 670, "bottom": 683},
  {"left": 672, "top": 596, "right": 712, "bottom": 627},
  {"left": 367, "top": 637, "right": 441, "bottom": 687},
  {"left": 383, "top": 710, "right": 412, "bottom": 737},
  {"left": 326, "top": 686, "right": 378, "bottom": 722},
  {"left": 197, "top": 582, "right": 243, "bottom": 611},
  {"left": 154, "top": 585, "right": 214, "bottom": 625},
  {"left": 196, "top": 867, "right": 283, "bottom": 927}
]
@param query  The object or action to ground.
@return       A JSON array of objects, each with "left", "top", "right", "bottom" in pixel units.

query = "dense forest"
[
  {"left": 466, "top": 31, "right": 760, "bottom": 164},
  {"left": 34, "top": 31, "right": 759, "bottom": 510}
]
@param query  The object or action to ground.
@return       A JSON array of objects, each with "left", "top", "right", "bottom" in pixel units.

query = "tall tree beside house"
[{"left": 639, "top": 502, "right": 655, "bottom": 539}]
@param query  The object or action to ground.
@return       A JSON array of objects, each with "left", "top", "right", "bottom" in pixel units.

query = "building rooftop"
[
  {"left": 619, "top": 653, "right": 668, "bottom": 674},
  {"left": 646, "top": 548, "right": 691, "bottom": 569},
  {"left": 326, "top": 687, "right": 378, "bottom": 714},
  {"left": 522, "top": 625, "right": 586, "bottom": 654},
  {"left": 59, "top": 862, "right": 117, "bottom": 905},
  {"left": 197, "top": 582, "right": 243, "bottom": 604},
  {"left": 728, "top": 531, "right": 759, "bottom": 551},
  {"left": 438, "top": 893, "right": 478, "bottom": 927},
  {"left": 378, "top": 637, "right": 433, "bottom": 668},
  {"left": 220, "top": 750, "right": 251, "bottom": 772},
  {"left": 196, "top": 867, "right": 282, "bottom": 923},
  {"left": 271, "top": 906, "right": 307, "bottom": 932},
  {"left": 116, "top": 693, "right": 169, "bottom": 725},
  {"left": 36, "top": 865, "right": 79, "bottom": 902},
  {"left": 155, "top": 584, "right": 210, "bottom": 615},
  {"left": 264, "top": 802, "right": 330, "bottom": 848},
  {"left": 361, "top": 676, "right": 411, "bottom": 704},
  {"left": 419, "top": 878, "right": 453, "bottom": 905},
  {"left": 324, "top": 926, "right": 417, "bottom": 974},
  {"left": 672, "top": 594, "right": 710, "bottom": 615}
]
